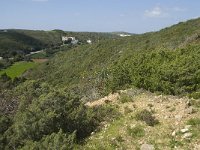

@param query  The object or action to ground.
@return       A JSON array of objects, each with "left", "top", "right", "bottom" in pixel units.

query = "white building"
[
  {"left": 71, "top": 40, "right": 79, "bottom": 44},
  {"left": 87, "top": 40, "right": 92, "bottom": 44},
  {"left": 119, "top": 34, "right": 131, "bottom": 37},
  {"left": 62, "top": 36, "right": 76, "bottom": 42}
]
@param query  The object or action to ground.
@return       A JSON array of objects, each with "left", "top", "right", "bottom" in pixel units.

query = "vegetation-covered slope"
[
  {"left": 0, "top": 29, "right": 118, "bottom": 58},
  {"left": 0, "top": 18, "right": 200, "bottom": 149},
  {"left": 0, "top": 30, "right": 62, "bottom": 57},
  {"left": 29, "top": 18, "right": 200, "bottom": 99}
]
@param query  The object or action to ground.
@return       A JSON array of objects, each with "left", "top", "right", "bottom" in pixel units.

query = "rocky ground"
[{"left": 83, "top": 88, "right": 200, "bottom": 150}]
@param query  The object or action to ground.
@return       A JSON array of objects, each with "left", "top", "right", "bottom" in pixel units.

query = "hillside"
[
  {"left": 0, "top": 18, "right": 200, "bottom": 149},
  {"left": 0, "top": 29, "right": 118, "bottom": 58},
  {"left": 0, "top": 29, "right": 62, "bottom": 57},
  {"left": 28, "top": 18, "right": 200, "bottom": 100}
]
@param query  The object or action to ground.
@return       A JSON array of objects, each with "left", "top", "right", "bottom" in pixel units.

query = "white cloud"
[{"left": 144, "top": 6, "right": 169, "bottom": 18}]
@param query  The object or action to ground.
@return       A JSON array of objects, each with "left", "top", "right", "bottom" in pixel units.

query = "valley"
[{"left": 0, "top": 18, "right": 200, "bottom": 149}]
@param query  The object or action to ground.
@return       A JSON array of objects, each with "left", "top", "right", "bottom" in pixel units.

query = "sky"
[{"left": 0, "top": 0, "right": 200, "bottom": 33}]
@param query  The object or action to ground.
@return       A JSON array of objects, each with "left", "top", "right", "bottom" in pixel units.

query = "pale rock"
[
  {"left": 184, "top": 125, "right": 192, "bottom": 129},
  {"left": 181, "top": 128, "right": 189, "bottom": 133},
  {"left": 183, "top": 132, "right": 192, "bottom": 139},
  {"left": 140, "top": 144, "right": 155, "bottom": 150},
  {"left": 172, "top": 131, "right": 176, "bottom": 136}
]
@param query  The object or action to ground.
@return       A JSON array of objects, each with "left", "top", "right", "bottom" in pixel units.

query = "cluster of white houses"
[
  {"left": 61, "top": 36, "right": 92, "bottom": 45},
  {"left": 62, "top": 36, "right": 78, "bottom": 44}
]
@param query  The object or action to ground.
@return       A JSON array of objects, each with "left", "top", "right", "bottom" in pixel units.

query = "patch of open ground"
[{"left": 83, "top": 88, "right": 200, "bottom": 150}]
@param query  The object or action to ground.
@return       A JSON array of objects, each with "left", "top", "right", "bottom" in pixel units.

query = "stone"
[
  {"left": 140, "top": 144, "right": 155, "bottom": 150},
  {"left": 172, "top": 131, "right": 176, "bottom": 136},
  {"left": 183, "top": 132, "right": 192, "bottom": 139},
  {"left": 185, "top": 125, "right": 192, "bottom": 129},
  {"left": 181, "top": 128, "right": 189, "bottom": 133}
]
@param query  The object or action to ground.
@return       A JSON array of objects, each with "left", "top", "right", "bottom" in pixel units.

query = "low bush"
[
  {"left": 135, "top": 109, "right": 159, "bottom": 126},
  {"left": 127, "top": 125, "right": 145, "bottom": 138},
  {"left": 120, "top": 93, "right": 133, "bottom": 103},
  {"left": 187, "top": 118, "right": 200, "bottom": 126},
  {"left": 187, "top": 118, "right": 200, "bottom": 138}
]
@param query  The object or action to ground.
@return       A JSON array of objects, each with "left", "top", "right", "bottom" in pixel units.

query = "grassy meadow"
[{"left": 0, "top": 61, "right": 38, "bottom": 79}]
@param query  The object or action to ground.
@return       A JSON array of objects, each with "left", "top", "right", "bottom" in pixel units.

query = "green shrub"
[
  {"left": 120, "top": 93, "right": 133, "bottom": 103},
  {"left": 187, "top": 118, "right": 200, "bottom": 138},
  {"left": 127, "top": 125, "right": 145, "bottom": 138},
  {"left": 187, "top": 118, "right": 200, "bottom": 126},
  {"left": 115, "top": 135, "right": 124, "bottom": 142},
  {"left": 135, "top": 109, "right": 159, "bottom": 126},
  {"left": 124, "top": 106, "right": 133, "bottom": 114},
  {"left": 169, "top": 137, "right": 183, "bottom": 148},
  {"left": 93, "top": 104, "right": 121, "bottom": 122},
  {"left": 21, "top": 129, "right": 76, "bottom": 150},
  {"left": 189, "top": 92, "right": 200, "bottom": 99},
  {"left": 4, "top": 91, "right": 120, "bottom": 149},
  {"left": 190, "top": 99, "right": 200, "bottom": 108}
]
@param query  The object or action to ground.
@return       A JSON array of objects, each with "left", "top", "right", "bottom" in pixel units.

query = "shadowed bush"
[{"left": 135, "top": 109, "right": 159, "bottom": 126}]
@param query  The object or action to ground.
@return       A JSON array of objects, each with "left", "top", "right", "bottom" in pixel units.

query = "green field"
[
  {"left": 0, "top": 61, "right": 38, "bottom": 79},
  {"left": 30, "top": 51, "right": 47, "bottom": 59}
]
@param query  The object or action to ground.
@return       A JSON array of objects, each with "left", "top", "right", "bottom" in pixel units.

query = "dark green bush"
[
  {"left": 21, "top": 130, "right": 76, "bottom": 150},
  {"left": 135, "top": 109, "right": 159, "bottom": 126},
  {"left": 108, "top": 45, "right": 200, "bottom": 99}
]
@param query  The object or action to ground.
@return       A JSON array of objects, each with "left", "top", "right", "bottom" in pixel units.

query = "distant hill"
[
  {"left": 0, "top": 29, "right": 63, "bottom": 57},
  {"left": 0, "top": 29, "right": 118, "bottom": 58}
]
